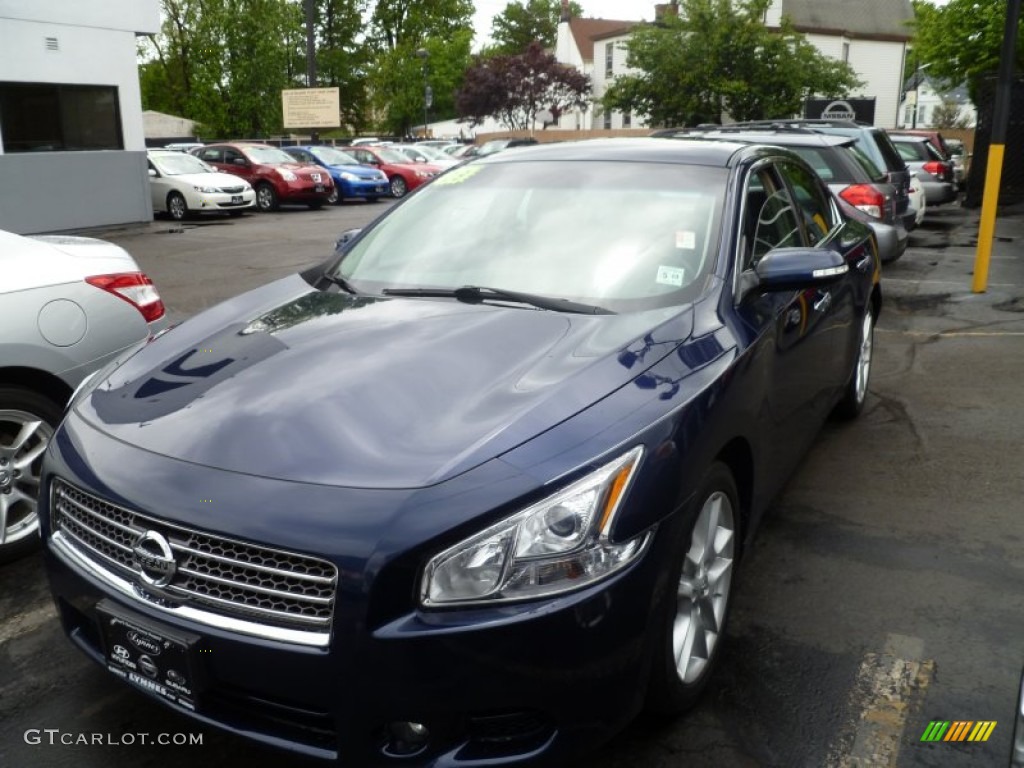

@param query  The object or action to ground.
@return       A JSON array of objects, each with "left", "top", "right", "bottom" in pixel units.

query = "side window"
[
  {"left": 741, "top": 166, "right": 802, "bottom": 271},
  {"left": 351, "top": 149, "right": 371, "bottom": 164},
  {"left": 223, "top": 148, "right": 243, "bottom": 165},
  {"left": 290, "top": 149, "right": 312, "bottom": 163},
  {"left": 198, "top": 147, "right": 222, "bottom": 163},
  {"left": 779, "top": 161, "right": 836, "bottom": 245}
]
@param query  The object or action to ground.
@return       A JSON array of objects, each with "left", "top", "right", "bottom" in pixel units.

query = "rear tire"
[
  {"left": 646, "top": 463, "right": 739, "bottom": 715},
  {"left": 0, "top": 387, "right": 62, "bottom": 564}
]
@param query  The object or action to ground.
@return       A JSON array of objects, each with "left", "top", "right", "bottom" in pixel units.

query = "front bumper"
[
  {"left": 40, "top": 415, "right": 664, "bottom": 766},
  {"left": 339, "top": 177, "right": 390, "bottom": 199},
  {"left": 186, "top": 189, "right": 256, "bottom": 211},
  {"left": 280, "top": 180, "right": 334, "bottom": 203}
]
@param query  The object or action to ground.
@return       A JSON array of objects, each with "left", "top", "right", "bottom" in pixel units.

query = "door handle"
[
  {"left": 813, "top": 292, "right": 832, "bottom": 312},
  {"left": 856, "top": 254, "right": 872, "bottom": 272}
]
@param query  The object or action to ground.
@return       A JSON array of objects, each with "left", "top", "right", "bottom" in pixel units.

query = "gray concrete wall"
[{"left": 0, "top": 151, "right": 153, "bottom": 234}]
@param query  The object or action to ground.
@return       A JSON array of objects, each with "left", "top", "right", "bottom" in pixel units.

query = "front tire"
[
  {"left": 326, "top": 185, "right": 340, "bottom": 205},
  {"left": 833, "top": 308, "right": 874, "bottom": 420},
  {"left": 389, "top": 175, "right": 408, "bottom": 198},
  {"left": 0, "top": 387, "right": 61, "bottom": 564},
  {"left": 167, "top": 191, "right": 188, "bottom": 221},
  {"left": 255, "top": 182, "right": 279, "bottom": 212},
  {"left": 646, "top": 463, "right": 739, "bottom": 715}
]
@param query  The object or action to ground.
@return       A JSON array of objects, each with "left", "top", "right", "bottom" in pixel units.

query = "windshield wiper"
[
  {"left": 381, "top": 285, "right": 613, "bottom": 315},
  {"left": 322, "top": 272, "right": 358, "bottom": 294}
]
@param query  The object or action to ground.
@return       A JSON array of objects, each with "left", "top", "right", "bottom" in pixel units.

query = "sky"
[{"left": 470, "top": 0, "right": 655, "bottom": 49}]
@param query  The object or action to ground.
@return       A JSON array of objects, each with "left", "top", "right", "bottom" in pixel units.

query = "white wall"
[
  {"left": 0, "top": 0, "right": 159, "bottom": 231},
  {"left": 806, "top": 34, "right": 907, "bottom": 128}
]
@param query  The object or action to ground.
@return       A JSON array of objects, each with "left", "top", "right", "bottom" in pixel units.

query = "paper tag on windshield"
[
  {"left": 675, "top": 230, "right": 696, "bottom": 249},
  {"left": 656, "top": 266, "right": 685, "bottom": 287}
]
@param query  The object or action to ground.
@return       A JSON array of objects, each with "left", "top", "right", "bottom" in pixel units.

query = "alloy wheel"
[
  {"left": 854, "top": 311, "right": 874, "bottom": 406},
  {"left": 0, "top": 410, "right": 54, "bottom": 547},
  {"left": 673, "top": 490, "right": 735, "bottom": 684}
]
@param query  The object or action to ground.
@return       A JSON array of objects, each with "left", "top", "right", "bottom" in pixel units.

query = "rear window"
[
  {"left": 894, "top": 141, "right": 928, "bottom": 162},
  {"left": 846, "top": 143, "right": 886, "bottom": 182},
  {"left": 871, "top": 130, "right": 906, "bottom": 172},
  {"left": 787, "top": 147, "right": 844, "bottom": 182}
]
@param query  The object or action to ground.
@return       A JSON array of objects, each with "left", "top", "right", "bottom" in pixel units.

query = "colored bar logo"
[{"left": 920, "top": 720, "right": 997, "bottom": 742}]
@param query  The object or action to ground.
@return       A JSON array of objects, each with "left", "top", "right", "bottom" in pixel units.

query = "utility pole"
[{"left": 973, "top": 0, "right": 1022, "bottom": 292}]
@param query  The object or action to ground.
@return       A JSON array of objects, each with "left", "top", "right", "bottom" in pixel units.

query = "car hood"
[
  {"left": 160, "top": 171, "right": 251, "bottom": 188},
  {"left": 329, "top": 164, "right": 384, "bottom": 178},
  {"left": 79, "top": 275, "right": 692, "bottom": 489}
]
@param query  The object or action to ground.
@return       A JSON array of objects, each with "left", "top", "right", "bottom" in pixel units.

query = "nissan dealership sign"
[{"left": 804, "top": 98, "right": 876, "bottom": 124}]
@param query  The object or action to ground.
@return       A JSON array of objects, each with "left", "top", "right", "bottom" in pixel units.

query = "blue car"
[
  {"left": 285, "top": 145, "right": 390, "bottom": 204},
  {"left": 41, "top": 139, "right": 880, "bottom": 766}
]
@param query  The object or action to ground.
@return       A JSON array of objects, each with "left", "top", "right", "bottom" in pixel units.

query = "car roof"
[
  {"left": 480, "top": 137, "right": 763, "bottom": 168},
  {"left": 658, "top": 129, "right": 854, "bottom": 149},
  {"left": 887, "top": 134, "right": 930, "bottom": 143}
]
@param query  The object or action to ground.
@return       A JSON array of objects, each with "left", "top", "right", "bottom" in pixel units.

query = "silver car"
[{"left": 0, "top": 229, "right": 168, "bottom": 562}]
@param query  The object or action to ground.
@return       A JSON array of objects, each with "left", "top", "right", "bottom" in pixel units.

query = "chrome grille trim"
[
  {"left": 219, "top": 185, "right": 245, "bottom": 193},
  {"left": 50, "top": 479, "right": 337, "bottom": 646}
]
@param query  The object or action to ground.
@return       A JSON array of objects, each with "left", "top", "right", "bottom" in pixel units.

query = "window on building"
[
  {"left": 623, "top": 111, "right": 631, "bottom": 128},
  {"left": 904, "top": 104, "right": 913, "bottom": 125},
  {"left": 842, "top": 41, "right": 850, "bottom": 62},
  {"left": 605, "top": 43, "right": 614, "bottom": 77},
  {"left": 0, "top": 82, "right": 122, "bottom": 152},
  {"left": 917, "top": 105, "right": 927, "bottom": 124},
  {"left": 603, "top": 110, "right": 612, "bottom": 130}
]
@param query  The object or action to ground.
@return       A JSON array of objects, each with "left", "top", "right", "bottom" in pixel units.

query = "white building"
[
  {"left": 0, "top": 1, "right": 159, "bottom": 234},
  {"left": 556, "top": 0, "right": 914, "bottom": 130},
  {"left": 897, "top": 74, "right": 976, "bottom": 130}
]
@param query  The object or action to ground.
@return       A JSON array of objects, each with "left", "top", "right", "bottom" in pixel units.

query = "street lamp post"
[{"left": 415, "top": 48, "right": 431, "bottom": 138}]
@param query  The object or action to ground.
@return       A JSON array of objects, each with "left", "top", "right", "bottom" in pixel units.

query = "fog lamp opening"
[{"left": 382, "top": 721, "right": 430, "bottom": 758}]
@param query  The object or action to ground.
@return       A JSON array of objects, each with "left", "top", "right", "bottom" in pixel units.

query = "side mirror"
[
  {"left": 415, "top": 156, "right": 427, "bottom": 163},
  {"left": 147, "top": 168, "right": 157, "bottom": 177},
  {"left": 233, "top": 157, "right": 249, "bottom": 166},
  {"left": 334, "top": 228, "right": 362, "bottom": 255},
  {"left": 751, "top": 248, "right": 848, "bottom": 293}
]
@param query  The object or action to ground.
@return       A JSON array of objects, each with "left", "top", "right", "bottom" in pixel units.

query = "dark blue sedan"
[
  {"left": 40, "top": 139, "right": 880, "bottom": 766},
  {"left": 284, "top": 145, "right": 390, "bottom": 204}
]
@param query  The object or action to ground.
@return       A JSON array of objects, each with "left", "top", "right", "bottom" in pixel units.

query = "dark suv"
[
  {"left": 655, "top": 127, "right": 908, "bottom": 262},
  {"left": 723, "top": 120, "right": 915, "bottom": 233}
]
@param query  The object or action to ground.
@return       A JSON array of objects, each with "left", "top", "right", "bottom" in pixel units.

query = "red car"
[
  {"left": 193, "top": 143, "right": 334, "bottom": 212},
  {"left": 347, "top": 145, "right": 444, "bottom": 198}
]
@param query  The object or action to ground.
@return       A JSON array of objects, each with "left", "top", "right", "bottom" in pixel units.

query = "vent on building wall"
[{"left": 45, "top": 37, "right": 60, "bottom": 51}]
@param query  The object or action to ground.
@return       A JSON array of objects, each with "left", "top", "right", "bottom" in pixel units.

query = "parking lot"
[{"left": 2, "top": 201, "right": 1023, "bottom": 768}]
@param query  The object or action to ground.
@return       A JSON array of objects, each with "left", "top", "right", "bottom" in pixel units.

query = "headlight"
[
  {"left": 415, "top": 170, "right": 431, "bottom": 179},
  {"left": 340, "top": 172, "right": 358, "bottom": 182},
  {"left": 421, "top": 446, "right": 650, "bottom": 606},
  {"left": 193, "top": 185, "right": 217, "bottom": 193},
  {"left": 278, "top": 169, "right": 297, "bottom": 181}
]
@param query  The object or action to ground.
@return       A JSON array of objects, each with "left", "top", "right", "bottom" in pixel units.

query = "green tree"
[
  {"left": 602, "top": 0, "right": 861, "bottom": 126},
  {"left": 140, "top": 0, "right": 305, "bottom": 138},
  {"left": 490, "top": 0, "right": 583, "bottom": 54},
  {"left": 313, "top": 0, "right": 372, "bottom": 131},
  {"left": 910, "top": 0, "right": 1024, "bottom": 103},
  {"left": 367, "top": 0, "right": 475, "bottom": 134}
]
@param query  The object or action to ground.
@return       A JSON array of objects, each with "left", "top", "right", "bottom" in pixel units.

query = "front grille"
[
  {"left": 220, "top": 185, "right": 245, "bottom": 194},
  {"left": 51, "top": 479, "right": 337, "bottom": 634}
]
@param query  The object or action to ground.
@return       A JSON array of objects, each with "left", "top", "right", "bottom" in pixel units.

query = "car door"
[
  {"left": 734, "top": 161, "right": 839, "bottom": 478},
  {"left": 147, "top": 159, "right": 168, "bottom": 211},
  {"left": 776, "top": 159, "right": 858, "bottom": 401},
  {"left": 221, "top": 147, "right": 254, "bottom": 183}
]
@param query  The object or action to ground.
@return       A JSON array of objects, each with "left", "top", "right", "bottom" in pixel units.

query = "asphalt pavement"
[{"left": 1, "top": 200, "right": 1022, "bottom": 768}]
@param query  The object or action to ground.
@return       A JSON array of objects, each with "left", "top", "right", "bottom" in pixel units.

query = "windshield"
[
  {"left": 151, "top": 153, "right": 215, "bottom": 176},
  {"left": 375, "top": 148, "right": 413, "bottom": 164},
  {"left": 333, "top": 160, "right": 724, "bottom": 312},
  {"left": 310, "top": 146, "right": 360, "bottom": 166},
  {"left": 243, "top": 146, "right": 296, "bottom": 164}
]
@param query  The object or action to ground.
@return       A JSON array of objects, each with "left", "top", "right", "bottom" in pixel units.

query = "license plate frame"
[
  {"left": 97, "top": 600, "right": 202, "bottom": 711},
  {"left": 231, "top": 195, "right": 243, "bottom": 204},
  {"left": 315, "top": 184, "right": 325, "bottom": 193}
]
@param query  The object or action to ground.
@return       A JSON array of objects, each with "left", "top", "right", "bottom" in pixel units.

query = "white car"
[
  {"left": 147, "top": 149, "right": 255, "bottom": 221},
  {"left": 0, "top": 229, "right": 167, "bottom": 562},
  {"left": 909, "top": 177, "right": 927, "bottom": 228}
]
